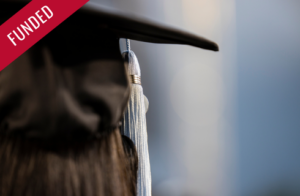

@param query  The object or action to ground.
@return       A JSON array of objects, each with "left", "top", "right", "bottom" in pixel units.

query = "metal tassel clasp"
[{"left": 130, "top": 75, "right": 141, "bottom": 85}]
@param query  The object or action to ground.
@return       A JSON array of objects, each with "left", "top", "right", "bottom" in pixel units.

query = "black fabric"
[
  {"left": 0, "top": 1, "right": 219, "bottom": 51},
  {"left": 0, "top": 12, "right": 130, "bottom": 141}
]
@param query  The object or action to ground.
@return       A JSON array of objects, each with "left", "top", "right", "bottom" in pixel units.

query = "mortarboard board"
[{"left": 0, "top": 0, "right": 218, "bottom": 141}]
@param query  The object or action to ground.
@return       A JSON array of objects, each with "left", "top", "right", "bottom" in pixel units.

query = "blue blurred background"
[
  {"left": 236, "top": 1, "right": 300, "bottom": 196},
  {"left": 95, "top": 0, "right": 300, "bottom": 195}
]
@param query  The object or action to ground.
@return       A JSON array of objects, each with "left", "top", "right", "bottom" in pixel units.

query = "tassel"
[{"left": 121, "top": 41, "right": 152, "bottom": 196}]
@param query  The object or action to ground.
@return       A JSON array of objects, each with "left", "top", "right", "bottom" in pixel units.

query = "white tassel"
[{"left": 121, "top": 50, "right": 152, "bottom": 196}]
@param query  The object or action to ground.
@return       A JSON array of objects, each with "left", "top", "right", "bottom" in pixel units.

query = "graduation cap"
[{"left": 0, "top": 1, "right": 219, "bottom": 196}]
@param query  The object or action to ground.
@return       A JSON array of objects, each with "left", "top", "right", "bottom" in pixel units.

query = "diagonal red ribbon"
[{"left": 0, "top": 0, "right": 89, "bottom": 71}]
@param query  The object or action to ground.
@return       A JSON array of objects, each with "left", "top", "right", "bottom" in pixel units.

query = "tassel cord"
[{"left": 126, "top": 39, "right": 131, "bottom": 51}]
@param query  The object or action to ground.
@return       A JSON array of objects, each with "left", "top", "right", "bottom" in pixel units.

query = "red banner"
[{"left": 0, "top": 0, "right": 89, "bottom": 71}]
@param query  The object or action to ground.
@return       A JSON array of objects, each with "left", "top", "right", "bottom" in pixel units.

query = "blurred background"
[{"left": 96, "top": 0, "right": 300, "bottom": 196}]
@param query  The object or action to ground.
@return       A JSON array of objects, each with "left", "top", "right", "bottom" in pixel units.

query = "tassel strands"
[{"left": 121, "top": 40, "right": 152, "bottom": 196}]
